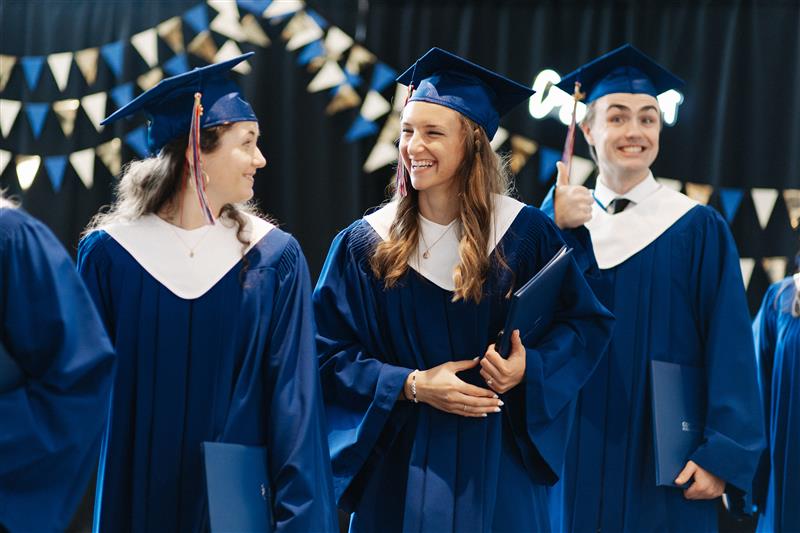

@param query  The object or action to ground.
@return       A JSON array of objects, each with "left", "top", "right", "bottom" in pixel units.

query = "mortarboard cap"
[
  {"left": 556, "top": 44, "right": 684, "bottom": 104},
  {"left": 396, "top": 47, "right": 534, "bottom": 139},
  {"left": 101, "top": 53, "right": 257, "bottom": 154}
]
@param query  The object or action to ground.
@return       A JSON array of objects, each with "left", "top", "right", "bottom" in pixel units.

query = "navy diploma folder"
[
  {"left": 649, "top": 360, "right": 706, "bottom": 487},
  {"left": 202, "top": 442, "right": 274, "bottom": 532},
  {"left": 0, "top": 341, "right": 23, "bottom": 393},
  {"left": 495, "top": 245, "right": 572, "bottom": 357}
]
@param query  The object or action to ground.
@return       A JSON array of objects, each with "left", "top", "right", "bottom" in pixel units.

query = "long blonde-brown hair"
[{"left": 370, "top": 114, "right": 511, "bottom": 303}]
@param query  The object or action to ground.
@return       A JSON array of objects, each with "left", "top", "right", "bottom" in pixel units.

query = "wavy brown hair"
[
  {"left": 370, "top": 114, "right": 511, "bottom": 303},
  {"left": 85, "top": 124, "right": 260, "bottom": 258}
]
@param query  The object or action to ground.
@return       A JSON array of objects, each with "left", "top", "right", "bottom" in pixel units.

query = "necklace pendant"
[
  {"left": 189, "top": 251, "right": 194, "bottom": 258},
  {"left": 422, "top": 251, "right": 430, "bottom": 259}
]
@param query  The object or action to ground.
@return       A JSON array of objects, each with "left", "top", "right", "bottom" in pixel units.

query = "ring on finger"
[
  {"left": 487, "top": 378, "right": 493, "bottom": 385},
  {"left": 463, "top": 404, "right": 468, "bottom": 412}
]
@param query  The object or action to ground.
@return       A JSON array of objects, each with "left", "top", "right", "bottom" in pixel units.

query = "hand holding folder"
[{"left": 495, "top": 245, "right": 572, "bottom": 357}]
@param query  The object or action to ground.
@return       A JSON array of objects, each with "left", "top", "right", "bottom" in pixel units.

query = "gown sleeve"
[
  {"left": 0, "top": 214, "right": 115, "bottom": 532},
  {"left": 750, "top": 282, "right": 780, "bottom": 510},
  {"left": 685, "top": 210, "right": 765, "bottom": 492},
  {"left": 503, "top": 210, "right": 614, "bottom": 484},
  {"left": 261, "top": 237, "right": 339, "bottom": 533},
  {"left": 313, "top": 224, "right": 414, "bottom": 508}
]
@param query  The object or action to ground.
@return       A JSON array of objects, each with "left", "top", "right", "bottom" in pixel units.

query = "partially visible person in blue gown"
[
  {"left": 752, "top": 261, "right": 800, "bottom": 533},
  {"left": 542, "top": 44, "right": 765, "bottom": 532},
  {"left": 313, "top": 47, "right": 614, "bottom": 533},
  {"left": 0, "top": 194, "right": 115, "bottom": 532},
  {"left": 77, "top": 53, "right": 337, "bottom": 532}
]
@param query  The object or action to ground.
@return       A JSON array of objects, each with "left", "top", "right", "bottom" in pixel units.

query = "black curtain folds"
[{"left": 1, "top": 0, "right": 798, "bottom": 313}]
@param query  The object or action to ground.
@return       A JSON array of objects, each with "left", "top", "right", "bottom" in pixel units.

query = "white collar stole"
[
  {"left": 104, "top": 213, "right": 273, "bottom": 300},
  {"left": 585, "top": 183, "right": 698, "bottom": 270},
  {"left": 364, "top": 194, "right": 525, "bottom": 291}
]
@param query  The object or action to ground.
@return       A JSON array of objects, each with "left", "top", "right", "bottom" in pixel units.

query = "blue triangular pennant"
[
  {"left": 100, "top": 41, "right": 125, "bottom": 78},
  {"left": 183, "top": 4, "right": 209, "bottom": 34},
  {"left": 370, "top": 62, "right": 397, "bottom": 93},
  {"left": 237, "top": 0, "right": 272, "bottom": 16},
  {"left": 344, "top": 68, "right": 362, "bottom": 89},
  {"left": 44, "top": 155, "right": 68, "bottom": 192},
  {"left": 538, "top": 147, "right": 561, "bottom": 184},
  {"left": 125, "top": 126, "right": 150, "bottom": 158},
  {"left": 110, "top": 82, "right": 135, "bottom": 109},
  {"left": 163, "top": 53, "right": 190, "bottom": 76},
  {"left": 297, "top": 40, "right": 325, "bottom": 66},
  {"left": 345, "top": 115, "right": 379, "bottom": 143},
  {"left": 25, "top": 102, "right": 49, "bottom": 139},
  {"left": 20, "top": 56, "right": 45, "bottom": 91},
  {"left": 719, "top": 188, "right": 745, "bottom": 224},
  {"left": 306, "top": 9, "right": 329, "bottom": 30}
]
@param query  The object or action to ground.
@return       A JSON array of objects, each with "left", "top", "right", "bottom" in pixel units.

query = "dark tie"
[{"left": 609, "top": 198, "right": 631, "bottom": 214}]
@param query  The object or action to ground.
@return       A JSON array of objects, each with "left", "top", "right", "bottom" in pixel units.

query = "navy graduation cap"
[
  {"left": 101, "top": 52, "right": 257, "bottom": 154},
  {"left": 556, "top": 44, "right": 684, "bottom": 103},
  {"left": 396, "top": 47, "right": 534, "bottom": 139}
]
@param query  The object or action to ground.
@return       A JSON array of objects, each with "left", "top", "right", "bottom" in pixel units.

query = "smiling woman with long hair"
[
  {"left": 77, "top": 54, "right": 337, "bottom": 533},
  {"left": 313, "top": 48, "right": 613, "bottom": 532}
]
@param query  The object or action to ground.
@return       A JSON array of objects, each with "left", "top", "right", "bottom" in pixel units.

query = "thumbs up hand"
[{"left": 553, "top": 161, "right": 594, "bottom": 229}]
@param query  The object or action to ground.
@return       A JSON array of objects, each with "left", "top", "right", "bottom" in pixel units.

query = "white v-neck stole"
[
  {"left": 364, "top": 194, "right": 525, "bottom": 291},
  {"left": 103, "top": 212, "right": 273, "bottom": 300}
]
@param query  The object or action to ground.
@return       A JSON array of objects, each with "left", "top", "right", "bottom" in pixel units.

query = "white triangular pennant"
[
  {"left": 509, "top": 135, "right": 539, "bottom": 175},
  {"left": 0, "top": 99, "right": 22, "bottom": 138},
  {"left": 685, "top": 182, "right": 713, "bottom": 205},
  {"left": 157, "top": 16, "right": 185, "bottom": 54},
  {"left": 16, "top": 155, "right": 41, "bottom": 191},
  {"left": 739, "top": 258, "right": 755, "bottom": 289},
  {"left": 325, "top": 84, "right": 361, "bottom": 115},
  {"left": 81, "top": 92, "right": 107, "bottom": 132},
  {"left": 761, "top": 256, "right": 788, "bottom": 285},
  {"left": 74, "top": 48, "right": 99, "bottom": 86},
  {"left": 490, "top": 127, "right": 509, "bottom": 151},
  {"left": 360, "top": 90, "right": 391, "bottom": 122},
  {"left": 210, "top": 11, "right": 247, "bottom": 42},
  {"left": 0, "top": 149, "right": 11, "bottom": 176},
  {"left": 656, "top": 177, "right": 682, "bottom": 191},
  {"left": 751, "top": 188, "right": 779, "bottom": 229},
  {"left": 392, "top": 83, "right": 406, "bottom": 112},
  {"left": 241, "top": 14, "right": 271, "bottom": 47},
  {"left": 363, "top": 142, "right": 398, "bottom": 174},
  {"left": 96, "top": 138, "right": 122, "bottom": 176},
  {"left": 283, "top": 12, "right": 324, "bottom": 51},
  {"left": 0, "top": 54, "right": 17, "bottom": 91},
  {"left": 69, "top": 148, "right": 95, "bottom": 189},
  {"left": 47, "top": 51, "right": 73, "bottom": 92},
  {"left": 187, "top": 31, "right": 219, "bottom": 63},
  {"left": 307, "top": 60, "right": 346, "bottom": 92},
  {"left": 345, "top": 45, "right": 376, "bottom": 75},
  {"left": 570, "top": 155, "right": 594, "bottom": 185},
  {"left": 215, "top": 41, "right": 251, "bottom": 74},
  {"left": 52, "top": 99, "right": 80, "bottom": 137},
  {"left": 263, "top": 0, "right": 304, "bottom": 19},
  {"left": 783, "top": 189, "right": 800, "bottom": 229},
  {"left": 131, "top": 28, "right": 159, "bottom": 68},
  {"left": 324, "top": 26, "right": 354, "bottom": 60},
  {"left": 207, "top": 0, "right": 240, "bottom": 18}
]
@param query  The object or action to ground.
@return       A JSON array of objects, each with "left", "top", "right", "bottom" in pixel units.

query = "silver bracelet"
[{"left": 411, "top": 370, "right": 418, "bottom": 403}]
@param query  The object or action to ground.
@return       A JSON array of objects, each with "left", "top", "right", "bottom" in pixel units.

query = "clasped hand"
[{"left": 405, "top": 330, "right": 526, "bottom": 417}]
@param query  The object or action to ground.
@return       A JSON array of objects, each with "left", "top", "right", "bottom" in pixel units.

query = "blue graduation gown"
[
  {"left": 542, "top": 192, "right": 765, "bottom": 533},
  {"left": 77, "top": 227, "right": 338, "bottom": 533},
  {"left": 313, "top": 205, "right": 613, "bottom": 533},
  {"left": 0, "top": 208, "right": 115, "bottom": 532},
  {"left": 752, "top": 278, "right": 800, "bottom": 533}
]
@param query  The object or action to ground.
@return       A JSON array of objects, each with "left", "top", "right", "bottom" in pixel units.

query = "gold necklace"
[
  {"left": 167, "top": 224, "right": 213, "bottom": 258},
  {"left": 419, "top": 219, "right": 457, "bottom": 259}
]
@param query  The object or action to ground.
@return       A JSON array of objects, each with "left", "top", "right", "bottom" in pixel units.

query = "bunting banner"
[
  {"left": 20, "top": 56, "right": 46, "bottom": 91},
  {"left": 99, "top": 41, "right": 125, "bottom": 78},
  {"left": 240, "top": 14, "right": 271, "bottom": 47},
  {"left": 538, "top": 146, "right": 561, "bottom": 184},
  {"left": 363, "top": 115, "right": 400, "bottom": 173},
  {"left": 0, "top": 150, "right": 10, "bottom": 177},
  {"left": 752, "top": 187, "right": 779, "bottom": 230},
  {"left": 43, "top": 155, "right": 68, "bottom": 192},
  {"left": 25, "top": 102, "right": 50, "bottom": 140},
  {"left": 187, "top": 31, "right": 219, "bottom": 63},
  {"left": 215, "top": 40, "right": 251, "bottom": 73},
  {"left": 263, "top": 0, "right": 305, "bottom": 20},
  {"left": 210, "top": 5, "right": 248, "bottom": 42},
  {"left": 0, "top": 54, "right": 17, "bottom": 91},
  {"left": 326, "top": 84, "right": 361, "bottom": 115},
  {"left": 157, "top": 17, "right": 185, "bottom": 54},
  {"left": 282, "top": 11, "right": 324, "bottom": 51},
  {"left": 137, "top": 67, "right": 164, "bottom": 91},
  {"left": 509, "top": 135, "right": 538, "bottom": 175},
  {"left": 307, "top": 60, "right": 346, "bottom": 92},
  {"left": 323, "top": 27, "right": 354, "bottom": 61},
  {"left": 96, "top": 138, "right": 122, "bottom": 176},
  {"left": 183, "top": 3, "right": 210, "bottom": 34},
  {"left": 718, "top": 187, "right": 745, "bottom": 224},
  {"left": 69, "top": 148, "right": 96, "bottom": 189},
  {"left": 131, "top": 28, "right": 160, "bottom": 68},
  {"left": 489, "top": 127, "right": 509, "bottom": 151}
]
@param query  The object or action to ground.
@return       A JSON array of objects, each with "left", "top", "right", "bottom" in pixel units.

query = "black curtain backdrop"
[{"left": 1, "top": 0, "right": 799, "bottom": 316}]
